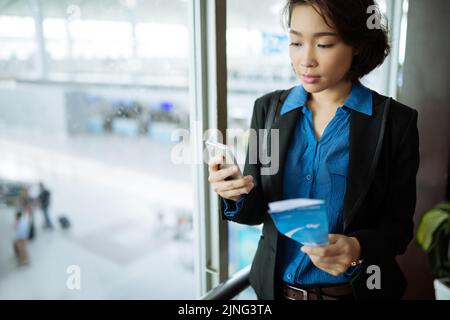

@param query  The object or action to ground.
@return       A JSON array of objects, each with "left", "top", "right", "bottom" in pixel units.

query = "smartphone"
[{"left": 205, "top": 140, "right": 243, "bottom": 181}]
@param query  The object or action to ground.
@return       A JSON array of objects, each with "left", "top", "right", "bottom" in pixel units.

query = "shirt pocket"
[{"left": 327, "top": 159, "right": 349, "bottom": 211}]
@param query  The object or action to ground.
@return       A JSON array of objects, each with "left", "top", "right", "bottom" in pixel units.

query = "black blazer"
[{"left": 220, "top": 88, "right": 420, "bottom": 300}]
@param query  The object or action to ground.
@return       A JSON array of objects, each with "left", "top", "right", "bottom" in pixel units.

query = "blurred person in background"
[
  {"left": 13, "top": 209, "right": 31, "bottom": 266},
  {"left": 19, "top": 187, "right": 36, "bottom": 240},
  {"left": 38, "top": 182, "right": 53, "bottom": 230}
]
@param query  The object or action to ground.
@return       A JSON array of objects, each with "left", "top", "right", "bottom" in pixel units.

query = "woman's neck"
[{"left": 308, "top": 80, "right": 353, "bottom": 110}]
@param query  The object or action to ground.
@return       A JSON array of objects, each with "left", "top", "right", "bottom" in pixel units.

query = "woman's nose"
[
  {"left": 301, "top": 61, "right": 317, "bottom": 68},
  {"left": 300, "top": 47, "right": 318, "bottom": 68}
]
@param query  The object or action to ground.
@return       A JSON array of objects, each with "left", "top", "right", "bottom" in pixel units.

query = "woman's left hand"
[{"left": 301, "top": 234, "right": 361, "bottom": 277}]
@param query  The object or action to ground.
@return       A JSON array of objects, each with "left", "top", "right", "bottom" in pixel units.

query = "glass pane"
[
  {"left": 0, "top": 0, "right": 194, "bottom": 299},
  {"left": 226, "top": 0, "right": 295, "bottom": 282},
  {"left": 0, "top": 0, "right": 37, "bottom": 78},
  {"left": 360, "top": 0, "right": 389, "bottom": 93}
]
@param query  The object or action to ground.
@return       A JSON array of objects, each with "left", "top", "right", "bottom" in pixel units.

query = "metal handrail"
[{"left": 200, "top": 266, "right": 251, "bottom": 300}]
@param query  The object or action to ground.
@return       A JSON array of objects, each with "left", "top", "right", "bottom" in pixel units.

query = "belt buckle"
[{"left": 285, "top": 284, "right": 309, "bottom": 300}]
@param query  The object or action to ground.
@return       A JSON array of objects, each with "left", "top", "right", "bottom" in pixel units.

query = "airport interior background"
[{"left": 0, "top": 0, "right": 449, "bottom": 299}]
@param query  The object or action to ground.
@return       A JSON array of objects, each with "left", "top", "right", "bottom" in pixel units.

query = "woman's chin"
[{"left": 301, "top": 82, "right": 326, "bottom": 93}]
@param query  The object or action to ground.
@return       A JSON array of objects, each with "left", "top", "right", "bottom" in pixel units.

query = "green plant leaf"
[
  {"left": 416, "top": 209, "right": 449, "bottom": 251},
  {"left": 437, "top": 202, "right": 450, "bottom": 212}
]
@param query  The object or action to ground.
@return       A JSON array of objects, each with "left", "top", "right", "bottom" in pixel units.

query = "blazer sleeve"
[
  {"left": 349, "top": 109, "right": 420, "bottom": 263},
  {"left": 218, "top": 94, "right": 271, "bottom": 226}
]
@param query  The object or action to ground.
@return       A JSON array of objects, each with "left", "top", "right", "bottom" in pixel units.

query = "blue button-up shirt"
[{"left": 224, "top": 82, "right": 373, "bottom": 285}]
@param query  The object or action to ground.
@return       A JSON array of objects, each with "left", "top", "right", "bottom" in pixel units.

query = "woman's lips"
[{"left": 301, "top": 74, "right": 321, "bottom": 84}]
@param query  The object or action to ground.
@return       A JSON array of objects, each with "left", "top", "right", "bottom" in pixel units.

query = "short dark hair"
[{"left": 283, "top": 0, "right": 391, "bottom": 82}]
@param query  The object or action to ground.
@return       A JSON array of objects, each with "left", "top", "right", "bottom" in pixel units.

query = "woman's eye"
[
  {"left": 318, "top": 44, "right": 335, "bottom": 48},
  {"left": 290, "top": 42, "right": 302, "bottom": 47}
]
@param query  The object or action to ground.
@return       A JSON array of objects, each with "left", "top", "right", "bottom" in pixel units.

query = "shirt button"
[
  {"left": 306, "top": 174, "right": 312, "bottom": 181},
  {"left": 287, "top": 274, "right": 292, "bottom": 279}
]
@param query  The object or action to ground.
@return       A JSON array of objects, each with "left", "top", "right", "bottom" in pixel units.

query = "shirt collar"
[{"left": 280, "top": 81, "right": 373, "bottom": 116}]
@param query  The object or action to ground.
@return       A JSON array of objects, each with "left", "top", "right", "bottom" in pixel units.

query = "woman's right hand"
[{"left": 208, "top": 156, "right": 254, "bottom": 202}]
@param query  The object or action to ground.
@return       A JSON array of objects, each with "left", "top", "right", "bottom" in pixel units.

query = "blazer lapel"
[
  {"left": 264, "top": 90, "right": 299, "bottom": 202},
  {"left": 343, "top": 92, "right": 390, "bottom": 230}
]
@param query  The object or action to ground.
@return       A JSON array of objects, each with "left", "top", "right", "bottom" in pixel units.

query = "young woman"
[{"left": 208, "top": 0, "right": 419, "bottom": 300}]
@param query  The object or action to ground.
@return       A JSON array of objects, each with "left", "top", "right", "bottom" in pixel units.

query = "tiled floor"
[
  {"left": 0, "top": 131, "right": 196, "bottom": 299},
  {"left": 0, "top": 205, "right": 197, "bottom": 299},
  {"left": 0, "top": 129, "right": 257, "bottom": 300}
]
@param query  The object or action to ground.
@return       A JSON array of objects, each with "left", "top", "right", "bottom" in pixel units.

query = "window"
[
  {"left": 0, "top": 0, "right": 194, "bottom": 299},
  {"left": 226, "top": 0, "right": 293, "bottom": 279},
  {"left": 0, "top": 1, "right": 36, "bottom": 78},
  {"left": 0, "top": 0, "right": 409, "bottom": 300}
]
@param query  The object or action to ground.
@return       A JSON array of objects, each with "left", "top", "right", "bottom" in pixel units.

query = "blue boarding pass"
[{"left": 268, "top": 199, "right": 329, "bottom": 247}]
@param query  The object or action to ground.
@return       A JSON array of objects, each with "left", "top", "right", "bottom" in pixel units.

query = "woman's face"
[{"left": 289, "top": 5, "right": 354, "bottom": 93}]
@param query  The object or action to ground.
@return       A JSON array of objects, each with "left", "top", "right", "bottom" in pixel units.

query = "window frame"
[{"left": 189, "top": 0, "right": 229, "bottom": 298}]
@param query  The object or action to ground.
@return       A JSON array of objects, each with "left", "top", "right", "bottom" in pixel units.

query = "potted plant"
[{"left": 416, "top": 202, "right": 450, "bottom": 300}]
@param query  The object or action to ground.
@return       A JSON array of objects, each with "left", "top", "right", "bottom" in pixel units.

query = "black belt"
[{"left": 282, "top": 282, "right": 354, "bottom": 300}]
